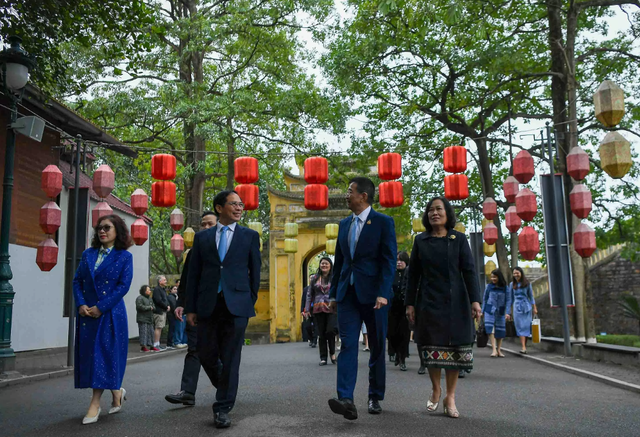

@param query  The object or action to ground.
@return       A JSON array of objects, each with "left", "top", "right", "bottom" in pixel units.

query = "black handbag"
[
  {"left": 506, "top": 320, "right": 517, "bottom": 338},
  {"left": 476, "top": 321, "right": 488, "bottom": 348}
]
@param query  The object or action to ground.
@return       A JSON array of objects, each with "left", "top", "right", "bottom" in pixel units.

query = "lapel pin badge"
[{"left": 367, "top": 220, "right": 372, "bottom": 225}]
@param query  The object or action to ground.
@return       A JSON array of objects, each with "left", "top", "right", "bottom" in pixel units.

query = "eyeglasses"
[
  {"left": 226, "top": 201, "right": 245, "bottom": 208},
  {"left": 96, "top": 225, "right": 112, "bottom": 232}
]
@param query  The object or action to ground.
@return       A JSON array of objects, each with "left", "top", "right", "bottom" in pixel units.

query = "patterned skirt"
[{"left": 421, "top": 345, "right": 473, "bottom": 370}]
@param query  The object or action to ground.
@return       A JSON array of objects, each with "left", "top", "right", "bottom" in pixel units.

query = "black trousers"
[
  {"left": 314, "top": 312, "right": 336, "bottom": 360},
  {"left": 197, "top": 295, "right": 248, "bottom": 413},
  {"left": 302, "top": 315, "right": 316, "bottom": 343},
  {"left": 180, "top": 322, "right": 201, "bottom": 395},
  {"left": 388, "top": 307, "right": 411, "bottom": 361}
]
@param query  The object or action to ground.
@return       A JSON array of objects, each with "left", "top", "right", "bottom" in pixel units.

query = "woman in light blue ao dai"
[{"left": 506, "top": 267, "right": 537, "bottom": 354}]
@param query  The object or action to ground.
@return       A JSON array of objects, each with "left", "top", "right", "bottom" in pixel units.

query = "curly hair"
[{"left": 91, "top": 214, "right": 133, "bottom": 250}]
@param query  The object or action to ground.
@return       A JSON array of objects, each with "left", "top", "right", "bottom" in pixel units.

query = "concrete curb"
[
  {"left": 502, "top": 347, "right": 640, "bottom": 395},
  {"left": 0, "top": 348, "right": 186, "bottom": 390}
]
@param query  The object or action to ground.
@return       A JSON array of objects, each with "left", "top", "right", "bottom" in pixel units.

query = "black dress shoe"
[
  {"left": 389, "top": 354, "right": 395, "bottom": 363},
  {"left": 214, "top": 411, "right": 231, "bottom": 428},
  {"left": 418, "top": 365, "right": 426, "bottom": 375},
  {"left": 399, "top": 363, "right": 407, "bottom": 371},
  {"left": 328, "top": 398, "right": 358, "bottom": 420},
  {"left": 368, "top": 398, "right": 382, "bottom": 414},
  {"left": 165, "top": 391, "right": 196, "bottom": 406}
]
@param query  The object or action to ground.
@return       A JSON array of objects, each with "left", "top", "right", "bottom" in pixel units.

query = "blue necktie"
[
  {"left": 218, "top": 226, "right": 229, "bottom": 293},
  {"left": 349, "top": 217, "right": 359, "bottom": 285}
]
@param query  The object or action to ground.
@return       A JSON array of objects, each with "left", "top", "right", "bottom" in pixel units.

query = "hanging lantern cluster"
[
  {"left": 325, "top": 223, "right": 339, "bottom": 255},
  {"left": 513, "top": 150, "right": 535, "bottom": 184},
  {"left": 234, "top": 157, "right": 259, "bottom": 210},
  {"left": 151, "top": 154, "right": 177, "bottom": 208},
  {"left": 515, "top": 188, "right": 537, "bottom": 222},
  {"left": 130, "top": 189, "right": 149, "bottom": 246},
  {"left": 303, "top": 157, "right": 329, "bottom": 210},
  {"left": 378, "top": 153, "right": 404, "bottom": 207},
  {"left": 503, "top": 176, "right": 519, "bottom": 204},
  {"left": 412, "top": 218, "right": 425, "bottom": 233},
  {"left": 505, "top": 206, "right": 521, "bottom": 234},
  {"left": 569, "top": 183, "right": 596, "bottom": 259},
  {"left": 183, "top": 227, "right": 195, "bottom": 248},
  {"left": 566, "top": 147, "right": 590, "bottom": 181},
  {"left": 518, "top": 226, "right": 540, "bottom": 261},
  {"left": 594, "top": 80, "right": 632, "bottom": 179},
  {"left": 169, "top": 208, "right": 185, "bottom": 259},
  {"left": 36, "top": 165, "right": 62, "bottom": 271},
  {"left": 284, "top": 222, "right": 298, "bottom": 253},
  {"left": 443, "top": 146, "right": 468, "bottom": 201},
  {"left": 483, "top": 242, "right": 496, "bottom": 257},
  {"left": 91, "top": 165, "right": 114, "bottom": 227}
]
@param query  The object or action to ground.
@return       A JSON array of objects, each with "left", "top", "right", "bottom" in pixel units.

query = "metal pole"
[
  {"left": 0, "top": 97, "right": 17, "bottom": 373},
  {"left": 67, "top": 135, "right": 82, "bottom": 367},
  {"left": 545, "top": 123, "right": 573, "bottom": 357}
]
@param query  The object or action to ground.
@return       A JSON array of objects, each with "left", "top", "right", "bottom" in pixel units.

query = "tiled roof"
[{"left": 59, "top": 160, "right": 152, "bottom": 225}]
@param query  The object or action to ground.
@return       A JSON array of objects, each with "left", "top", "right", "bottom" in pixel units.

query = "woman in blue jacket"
[
  {"left": 73, "top": 214, "right": 133, "bottom": 424},
  {"left": 507, "top": 267, "right": 537, "bottom": 354},
  {"left": 482, "top": 269, "right": 510, "bottom": 358}
]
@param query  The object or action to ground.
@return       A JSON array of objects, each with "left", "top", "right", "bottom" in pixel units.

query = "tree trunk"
[{"left": 226, "top": 117, "right": 236, "bottom": 191}]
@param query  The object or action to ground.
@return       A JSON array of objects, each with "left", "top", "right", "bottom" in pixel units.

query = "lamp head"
[{"left": 0, "top": 36, "right": 36, "bottom": 93}]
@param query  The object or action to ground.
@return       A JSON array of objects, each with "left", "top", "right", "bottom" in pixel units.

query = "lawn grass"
[{"left": 596, "top": 334, "right": 640, "bottom": 348}]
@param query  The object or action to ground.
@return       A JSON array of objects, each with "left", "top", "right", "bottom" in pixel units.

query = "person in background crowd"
[
  {"left": 301, "top": 275, "right": 317, "bottom": 348},
  {"left": 304, "top": 257, "right": 336, "bottom": 365},
  {"left": 166, "top": 285, "right": 179, "bottom": 349},
  {"left": 388, "top": 251, "right": 411, "bottom": 371},
  {"left": 165, "top": 211, "right": 217, "bottom": 407},
  {"left": 483, "top": 269, "right": 510, "bottom": 358},
  {"left": 136, "top": 285, "right": 155, "bottom": 352},
  {"left": 507, "top": 267, "right": 537, "bottom": 354},
  {"left": 72, "top": 214, "right": 133, "bottom": 425},
  {"left": 173, "top": 281, "right": 188, "bottom": 348},
  {"left": 406, "top": 197, "right": 482, "bottom": 419},
  {"left": 152, "top": 275, "right": 170, "bottom": 351}
]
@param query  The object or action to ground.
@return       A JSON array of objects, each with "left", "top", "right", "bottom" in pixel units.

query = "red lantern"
[
  {"left": 131, "top": 218, "right": 149, "bottom": 246},
  {"left": 236, "top": 184, "right": 259, "bottom": 210},
  {"left": 151, "top": 181, "right": 176, "bottom": 207},
  {"left": 505, "top": 206, "right": 521, "bottom": 234},
  {"left": 567, "top": 147, "right": 590, "bottom": 181},
  {"left": 574, "top": 223, "right": 596, "bottom": 258},
  {"left": 40, "top": 201, "right": 62, "bottom": 235},
  {"left": 515, "top": 188, "right": 537, "bottom": 222},
  {"left": 171, "top": 234, "right": 184, "bottom": 258},
  {"left": 41, "top": 165, "right": 62, "bottom": 199},
  {"left": 304, "top": 184, "right": 329, "bottom": 210},
  {"left": 519, "top": 226, "right": 540, "bottom": 261},
  {"left": 234, "top": 157, "right": 259, "bottom": 184},
  {"left": 170, "top": 208, "right": 184, "bottom": 231},
  {"left": 443, "top": 146, "right": 467, "bottom": 173},
  {"left": 482, "top": 197, "right": 497, "bottom": 220},
  {"left": 569, "top": 184, "right": 592, "bottom": 219},
  {"left": 378, "top": 153, "right": 402, "bottom": 180},
  {"left": 92, "top": 201, "right": 113, "bottom": 227},
  {"left": 503, "top": 176, "right": 519, "bottom": 203},
  {"left": 36, "top": 237, "right": 58, "bottom": 271},
  {"left": 484, "top": 222, "right": 498, "bottom": 245},
  {"left": 379, "top": 181, "right": 404, "bottom": 207},
  {"left": 304, "top": 157, "right": 329, "bottom": 184},
  {"left": 93, "top": 164, "right": 115, "bottom": 199},
  {"left": 131, "top": 188, "right": 148, "bottom": 216},
  {"left": 444, "top": 174, "right": 469, "bottom": 201},
  {"left": 151, "top": 154, "right": 177, "bottom": 180},
  {"left": 513, "top": 150, "right": 535, "bottom": 184}
]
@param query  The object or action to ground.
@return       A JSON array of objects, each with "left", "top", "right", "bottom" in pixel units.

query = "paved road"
[{"left": 1, "top": 343, "right": 639, "bottom": 437}]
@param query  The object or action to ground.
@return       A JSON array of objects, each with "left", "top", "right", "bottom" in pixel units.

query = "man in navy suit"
[
  {"left": 186, "top": 191, "right": 261, "bottom": 428},
  {"left": 328, "top": 177, "right": 397, "bottom": 420}
]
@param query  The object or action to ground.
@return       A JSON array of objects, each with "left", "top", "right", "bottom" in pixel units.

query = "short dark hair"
[
  {"left": 349, "top": 177, "right": 375, "bottom": 205},
  {"left": 397, "top": 251, "right": 410, "bottom": 264},
  {"left": 512, "top": 266, "right": 530, "bottom": 287},
  {"left": 139, "top": 284, "right": 150, "bottom": 296},
  {"left": 491, "top": 269, "right": 507, "bottom": 287},
  {"left": 421, "top": 196, "right": 456, "bottom": 233},
  {"left": 212, "top": 190, "right": 239, "bottom": 217},
  {"left": 202, "top": 210, "right": 215, "bottom": 218},
  {"left": 91, "top": 214, "right": 133, "bottom": 250}
]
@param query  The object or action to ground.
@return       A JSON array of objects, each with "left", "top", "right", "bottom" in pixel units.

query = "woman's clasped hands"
[{"left": 79, "top": 305, "right": 103, "bottom": 318}]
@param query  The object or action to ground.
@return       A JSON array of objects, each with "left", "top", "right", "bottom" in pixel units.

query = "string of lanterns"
[
  {"left": 443, "top": 146, "right": 469, "bottom": 201},
  {"left": 36, "top": 165, "right": 63, "bottom": 271},
  {"left": 378, "top": 153, "right": 404, "bottom": 207}
]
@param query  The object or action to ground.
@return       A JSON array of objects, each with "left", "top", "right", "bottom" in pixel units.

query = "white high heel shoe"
[
  {"left": 82, "top": 407, "right": 101, "bottom": 425},
  {"left": 108, "top": 388, "right": 127, "bottom": 415}
]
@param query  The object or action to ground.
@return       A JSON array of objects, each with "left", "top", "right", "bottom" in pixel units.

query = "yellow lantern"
[
  {"left": 483, "top": 242, "right": 496, "bottom": 257},
  {"left": 325, "top": 223, "right": 339, "bottom": 240},
  {"left": 284, "top": 222, "right": 298, "bottom": 238},
  {"left": 454, "top": 222, "right": 466, "bottom": 234},
  {"left": 183, "top": 227, "right": 195, "bottom": 248},
  {"left": 259, "top": 239, "right": 263, "bottom": 252},
  {"left": 284, "top": 238, "right": 298, "bottom": 253},
  {"left": 599, "top": 132, "right": 632, "bottom": 179},
  {"left": 248, "top": 221, "right": 263, "bottom": 237},
  {"left": 325, "top": 239, "right": 336, "bottom": 255},
  {"left": 481, "top": 218, "right": 490, "bottom": 230},
  {"left": 594, "top": 80, "right": 625, "bottom": 128},
  {"left": 412, "top": 218, "right": 425, "bottom": 233},
  {"left": 484, "top": 260, "right": 497, "bottom": 277}
]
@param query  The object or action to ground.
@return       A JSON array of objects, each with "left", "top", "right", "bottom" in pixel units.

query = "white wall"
[{"left": 10, "top": 188, "right": 150, "bottom": 352}]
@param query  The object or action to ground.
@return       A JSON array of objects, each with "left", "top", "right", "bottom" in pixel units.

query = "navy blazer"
[
  {"left": 185, "top": 224, "right": 261, "bottom": 319},
  {"left": 329, "top": 208, "right": 397, "bottom": 305}
]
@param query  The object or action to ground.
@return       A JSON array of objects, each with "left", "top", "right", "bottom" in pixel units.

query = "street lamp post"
[{"left": 0, "top": 36, "right": 35, "bottom": 374}]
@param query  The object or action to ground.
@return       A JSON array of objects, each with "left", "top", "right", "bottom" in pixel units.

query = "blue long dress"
[
  {"left": 482, "top": 283, "right": 510, "bottom": 339},
  {"left": 507, "top": 282, "right": 535, "bottom": 337},
  {"left": 73, "top": 247, "right": 133, "bottom": 390}
]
